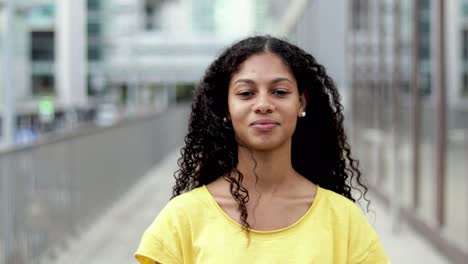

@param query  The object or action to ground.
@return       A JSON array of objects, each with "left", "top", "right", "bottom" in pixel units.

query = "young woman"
[{"left": 135, "top": 35, "right": 389, "bottom": 263}]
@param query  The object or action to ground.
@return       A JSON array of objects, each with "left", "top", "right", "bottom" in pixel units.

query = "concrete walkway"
[{"left": 47, "top": 148, "right": 450, "bottom": 264}]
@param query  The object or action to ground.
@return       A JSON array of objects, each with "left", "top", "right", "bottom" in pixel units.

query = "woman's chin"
[{"left": 240, "top": 138, "right": 288, "bottom": 152}]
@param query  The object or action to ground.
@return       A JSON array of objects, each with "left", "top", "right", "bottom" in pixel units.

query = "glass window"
[
  {"left": 352, "top": 0, "right": 360, "bottom": 30},
  {"left": 88, "top": 45, "right": 101, "bottom": 60},
  {"left": 419, "top": 35, "right": 431, "bottom": 60},
  {"left": 87, "top": 22, "right": 101, "bottom": 34},
  {"left": 351, "top": 0, "right": 370, "bottom": 31},
  {"left": 144, "top": 0, "right": 163, "bottom": 31},
  {"left": 462, "top": 29, "right": 468, "bottom": 61},
  {"left": 29, "top": 2, "right": 55, "bottom": 27},
  {"left": 32, "top": 74, "right": 54, "bottom": 95},
  {"left": 420, "top": 0, "right": 430, "bottom": 9},
  {"left": 463, "top": 73, "right": 468, "bottom": 96},
  {"left": 87, "top": 0, "right": 100, "bottom": 9},
  {"left": 462, "top": 0, "right": 468, "bottom": 16},
  {"left": 31, "top": 31, "right": 54, "bottom": 61},
  {"left": 192, "top": 0, "right": 215, "bottom": 33}
]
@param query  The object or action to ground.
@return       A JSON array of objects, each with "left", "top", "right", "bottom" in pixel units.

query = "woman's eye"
[
  {"left": 273, "top": 90, "right": 289, "bottom": 96},
  {"left": 238, "top": 91, "right": 254, "bottom": 97}
]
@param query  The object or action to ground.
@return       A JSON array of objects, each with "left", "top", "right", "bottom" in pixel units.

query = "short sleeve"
[
  {"left": 134, "top": 204, "right": 184, "bottom": 264},
  {"left": 135, "top": 231, "right": 179, "bottom": 264},
  {"left": 347, "top": 204, "right": 390, "bottom": 264}
]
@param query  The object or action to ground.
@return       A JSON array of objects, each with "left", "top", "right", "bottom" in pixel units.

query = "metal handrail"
[{"left": 0, "top": 104, "right": 189, "bottom": 263}]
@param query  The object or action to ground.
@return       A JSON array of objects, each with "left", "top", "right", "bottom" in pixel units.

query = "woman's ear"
[{"left": 298, "top": 90, "right": 308, "bottom": 115}]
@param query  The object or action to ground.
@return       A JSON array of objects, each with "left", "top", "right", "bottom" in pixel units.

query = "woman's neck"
[{"left": 235, "top": 143, "right": 300, "bottom": 195}]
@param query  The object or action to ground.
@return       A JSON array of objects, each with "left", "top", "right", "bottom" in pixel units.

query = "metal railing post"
[
  {"left": 434, "top": 0, "right": 447, "bottom": 227},
  {"left": 411, "top": 0, "right": 421, "bottom": 210},
  {"left": 391, "top": 0, "right": 402, "bottom": 233}
]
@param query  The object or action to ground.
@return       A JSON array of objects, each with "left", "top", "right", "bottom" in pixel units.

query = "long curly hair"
[{"left": 172, "top": 35, "right": 368, "bottom": 232}]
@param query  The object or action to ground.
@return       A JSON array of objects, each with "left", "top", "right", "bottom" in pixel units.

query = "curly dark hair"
[{"left": 172, "top": 35, "right": 368, "bottom": 232}]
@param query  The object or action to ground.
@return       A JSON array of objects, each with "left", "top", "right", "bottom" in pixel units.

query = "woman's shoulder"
[
  {"left": 136, "top": 187, "right": 209, "bottom": 264},
  {"left": 163, "top": 186, "right": 209, "bottom": 213},
  {"left": 317, "top": 187, "right": 380, "bottom": 243},
  {"left": 145, "top": 187, "right": 210, "bottom": 234},
  {"left": 318, "top": 186, "right": 357, "bottom": 207},
  {"left": 317, "top": 186, "right": 366, "bottom": 219}
]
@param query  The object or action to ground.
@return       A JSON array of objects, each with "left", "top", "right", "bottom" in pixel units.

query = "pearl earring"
[
  {"left": 223, "top": 117, "right": 227, "bottom": 123},
  {"left": 301, "top": 112, "right": 306, "bottom": 117}
]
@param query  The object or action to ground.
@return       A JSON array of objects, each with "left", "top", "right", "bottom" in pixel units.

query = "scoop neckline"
[{"left": 201, "top": 184, "right": 322, "bottom": 238}]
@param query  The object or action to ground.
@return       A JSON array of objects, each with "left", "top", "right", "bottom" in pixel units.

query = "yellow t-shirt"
[{"left": 135, "top": 185, "right": 389, "bottom": 264}]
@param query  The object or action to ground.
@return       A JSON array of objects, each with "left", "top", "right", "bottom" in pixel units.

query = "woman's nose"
[{"left": 254, "top": 93, "right": 274, "bottom": 114}]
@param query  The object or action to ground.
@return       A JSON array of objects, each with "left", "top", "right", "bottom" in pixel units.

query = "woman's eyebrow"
[
  {"left": 233, "top": 79, "right": 256, "bottom": 85},
  {"left": 233, "top": 77, "right": 292, "bottom": 85},
  {"left": 271, "top": 77, "right": 293, "bottom": 84}
]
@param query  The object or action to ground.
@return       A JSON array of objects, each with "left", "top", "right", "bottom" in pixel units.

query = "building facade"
[{"left": 0, "top": 0, "right": 31, "bottom": 102}]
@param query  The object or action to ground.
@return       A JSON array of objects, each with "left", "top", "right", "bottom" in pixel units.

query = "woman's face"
[{"left": 227, "top": 52, "right": 306, "bottom": 151}]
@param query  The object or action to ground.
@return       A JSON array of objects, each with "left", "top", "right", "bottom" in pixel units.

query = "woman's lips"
[
  {"left": 250, "top": 120, "right": 279, "bottom": 132},
  {"left": 251, "top": 123, "right": 277, "bottom": 131}
]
